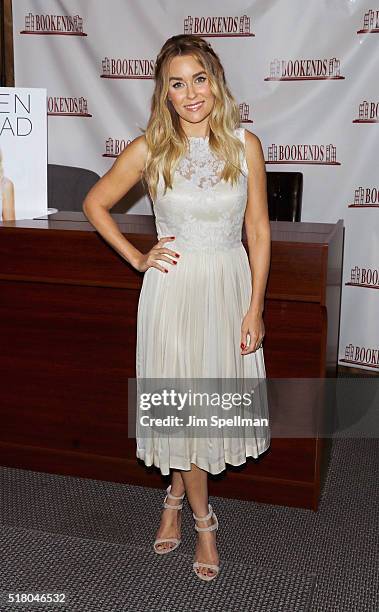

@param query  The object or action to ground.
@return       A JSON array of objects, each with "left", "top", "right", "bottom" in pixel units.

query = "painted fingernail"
[
  {"left": 164, "top": 269, "right": 168, "bottom": 273},
  {"left": 173, "top": 260, "right": 177, "bottom": 264},
  {"left": 175, "top": 253, "right": 180, "bottom": 257},
  {"left": 241, "top": 343, "right": 245, "bottom": 349}
]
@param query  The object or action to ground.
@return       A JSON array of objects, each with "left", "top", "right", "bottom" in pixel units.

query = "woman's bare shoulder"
[
  {"left": 243, "top": 128, "right": 262, "bottom": 150},
  {"left": 131, "top": 133, "right": 148, "bottom": 151},
  {"left": 113, "top": 133, "right": 148, "bottom": 176},
  {"left": 243, "top": 129, "right": 265, "bottom": 167},
  {"left": 127, "top": 134, "right": 148, "bottom": 160}
]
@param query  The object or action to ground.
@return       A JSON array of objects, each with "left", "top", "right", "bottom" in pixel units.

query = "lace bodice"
[
  {"left": 175, "top": 136, "right": 226, "bottom": 190},
  {"left": 153, "top": 127, "right": 248, "bottom": 251}
]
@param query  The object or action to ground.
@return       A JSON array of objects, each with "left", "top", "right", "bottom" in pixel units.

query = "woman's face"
[{"left": 167, "top": 54, "right": 215, "bottom": 133}]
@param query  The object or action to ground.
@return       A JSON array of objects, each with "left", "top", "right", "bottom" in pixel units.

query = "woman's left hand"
[{"left": 240, "top": 310, "right": 265, "bottom": 354}]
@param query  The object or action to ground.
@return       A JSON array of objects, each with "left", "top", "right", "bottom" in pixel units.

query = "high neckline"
[{"left": 188, "top": 135, "right": 209, "bottom": 141}]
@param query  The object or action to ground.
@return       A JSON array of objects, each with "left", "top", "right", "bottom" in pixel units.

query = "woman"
[{"left": 83, "top": 34, "right": 271, "bottom": 582}]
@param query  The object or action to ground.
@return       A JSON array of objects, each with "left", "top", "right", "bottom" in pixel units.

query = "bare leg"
[
  {"left": 154, "top": 469, "right": 185, "bottom": 552},
  {"left": 180, "top": 463, "right": 219, "bottom": 579}
]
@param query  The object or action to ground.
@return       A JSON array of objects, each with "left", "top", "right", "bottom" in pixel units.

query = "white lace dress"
[{"left": 135, "top": 127, "right": 271, "bottom": 475}]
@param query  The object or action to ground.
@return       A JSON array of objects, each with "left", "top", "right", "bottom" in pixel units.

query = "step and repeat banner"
[{"left": 12, "top": 0, "right": 379, "bottom": 372}]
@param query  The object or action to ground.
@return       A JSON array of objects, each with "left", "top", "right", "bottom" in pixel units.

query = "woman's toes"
[
  {"left": 198, "top": 566, "right": 214, "bottom": 578},
  {"left": 158, "top": 541, "right": 173, "bottom": 551},
  {"left": 154, "top": 511, "right": 181, "bottom": 552}
]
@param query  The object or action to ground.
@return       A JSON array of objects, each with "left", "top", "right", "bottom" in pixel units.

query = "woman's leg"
[
  {"left": 154, "top": 469, "right": 185, "bottom": 552},
  {"left": 180, "top": 463, "right": 219, "bottom": 579}
]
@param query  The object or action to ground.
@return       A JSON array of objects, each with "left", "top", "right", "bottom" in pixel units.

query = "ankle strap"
[
  {"left": 194, "top": 505, "right": 218, "bottom": 531},
  {"left": 163, "top": 499, "right": 183, "bottom": 510},
  {"left": 193, "top": 503, "right": 213, "bottom": 522},
  {"left": 166, "top": 484, "right": 185, "bottom": 500}
]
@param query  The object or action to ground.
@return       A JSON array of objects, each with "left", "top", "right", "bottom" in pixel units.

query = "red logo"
[
  {"left": 183, "top": 15, "right": 254, "bottom": 37},
  {"left": 341, "top": 344, "right": 379, "bottom": 368},
  {"left": 353, "top": 101, "right": 379, "bottom": 123},
  {"left": 346, "top": 266, "right": 379, "bottom": 289},
  {"left": 357, "top": 9, "right": 379, "bottom": 34},
  {"left": 101, "top": 58, "right": 154, "bottom": 79},
  {"left": 20, "top": 12, "right": 87, "bottom": 36},
  {"left": 239, "top": 103, "right": 253, "bottom": 124},
  {"left": 47, "top": 96, "right": 91, "bottom": 117},
  {"left": 266, "top": 143, "right": 341, "bottom": 165},
  {"left": 348, "top": 187, "right": 379, "bottom": 208},
  {"left": 103, "top": 138, "right": 132, "bottom": 158},
  {"left": 265, "top": 58, "right": 344, "bottom": 81}
]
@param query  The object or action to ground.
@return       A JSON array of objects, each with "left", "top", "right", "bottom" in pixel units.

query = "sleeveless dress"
[{"left": 135, "top": 127, "right": 271, "bottom": 475}]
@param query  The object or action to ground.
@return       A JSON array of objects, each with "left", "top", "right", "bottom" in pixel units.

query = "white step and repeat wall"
[{"left": 12, "top": 0, "right": 379, "bottom": 372}]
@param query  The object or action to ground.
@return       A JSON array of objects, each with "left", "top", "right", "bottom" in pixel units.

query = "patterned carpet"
[{"left": 0, "top": 437, "right": 377, "bottom": 611}]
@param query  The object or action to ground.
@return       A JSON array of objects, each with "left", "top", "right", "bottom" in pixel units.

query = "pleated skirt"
[{"left": 135, "top": 242, "right": 271, "bottom": 475}]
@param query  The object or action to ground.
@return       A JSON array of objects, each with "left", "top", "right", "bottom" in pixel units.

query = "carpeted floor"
[{"left": 0, "top": 437, "right": 377, "bottom": 611}]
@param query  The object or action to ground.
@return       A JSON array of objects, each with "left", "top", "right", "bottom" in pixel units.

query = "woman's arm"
[
  {"left": 240, "top": 130, "right": 271, "bottom": 354},
  {"left": 244, "top": 129, "right": 271, "bottom": 315},
  {"left": 82, "top": 135, "right": 149, "bottom": 270}
]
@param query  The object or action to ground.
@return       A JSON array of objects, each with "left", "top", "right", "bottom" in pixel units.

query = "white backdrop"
[{"left": 12, "top": 0, "right": 379, "bottom": 371}]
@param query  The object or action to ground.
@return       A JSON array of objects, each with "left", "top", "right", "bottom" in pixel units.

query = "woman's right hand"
[{"left": 134, "top": 236, "right": 180, "bottom": 273}]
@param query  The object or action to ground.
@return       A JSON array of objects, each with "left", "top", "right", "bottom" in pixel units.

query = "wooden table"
[{"left": 0, "top": 212, "right": 344, "bottom": 509}]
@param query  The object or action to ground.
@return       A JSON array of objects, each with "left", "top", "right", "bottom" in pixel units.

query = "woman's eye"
[{"left": 172, "top": 76, "right": 206, "bottom": 89}]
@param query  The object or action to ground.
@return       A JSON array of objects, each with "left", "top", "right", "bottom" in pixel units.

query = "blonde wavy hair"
[{"left": 143, "top": 34, "right": 245, "bottom": 201}]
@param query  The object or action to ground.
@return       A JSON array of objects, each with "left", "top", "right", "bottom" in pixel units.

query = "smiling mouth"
[{"left": 185, "top": 101, "right": 204, "bottom": 111}]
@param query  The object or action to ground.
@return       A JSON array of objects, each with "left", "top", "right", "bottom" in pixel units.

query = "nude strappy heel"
[
  {"left": 192, "top": 503, "right": 220, "bottom": 581},
  {"left": 153, "top": 485, "right": 186, "bottom": 554}
]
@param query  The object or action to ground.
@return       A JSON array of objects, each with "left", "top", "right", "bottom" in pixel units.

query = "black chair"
[
  {"left": 266, "top": 171, "right": 303, "bottom": 222},
  {"left": 47, "top": 164, "right": 101, "bottom": 212}
]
